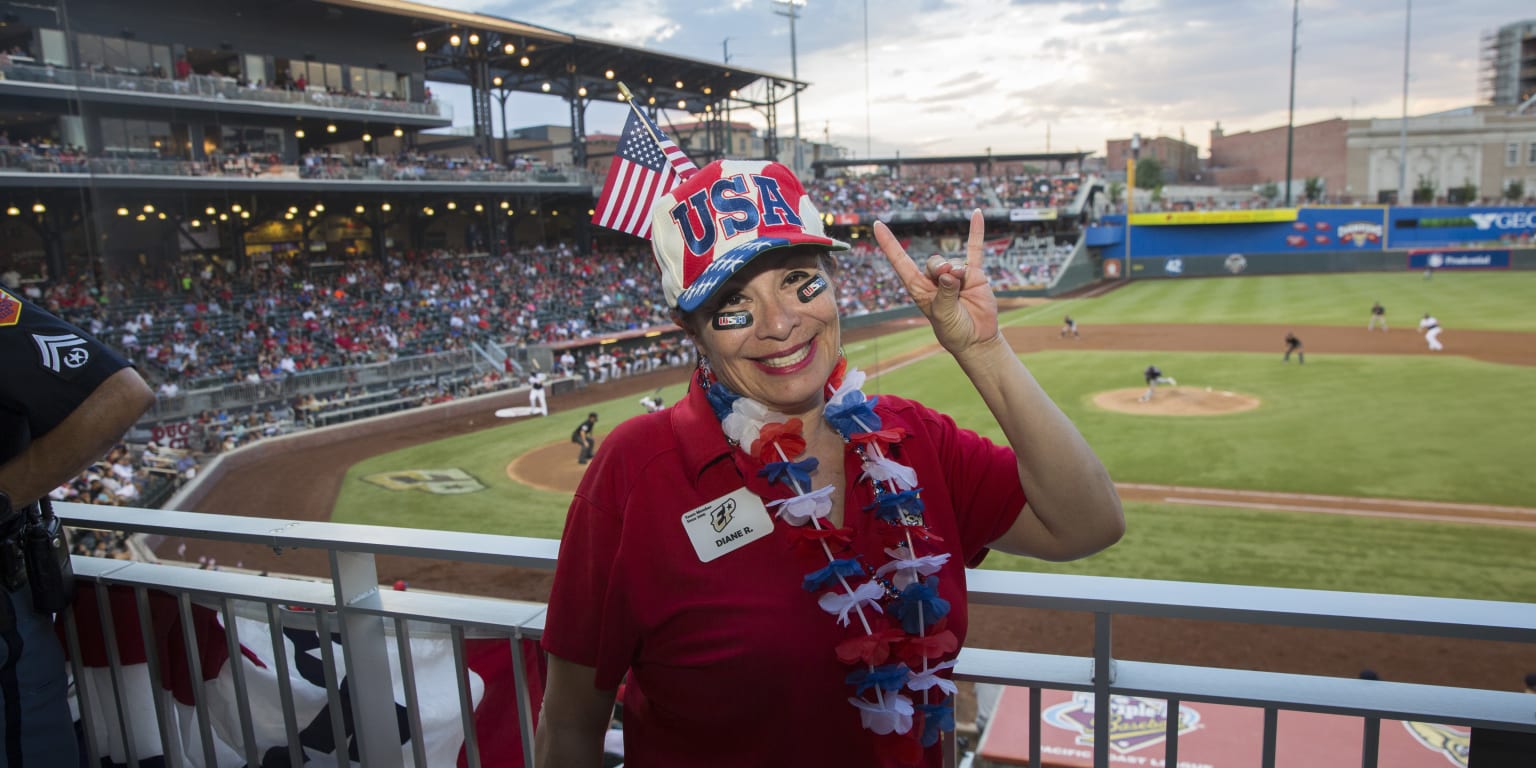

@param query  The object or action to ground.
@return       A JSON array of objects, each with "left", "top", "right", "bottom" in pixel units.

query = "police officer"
[{"left": 0, "top": 286, "right": 154, "bottom": 765}]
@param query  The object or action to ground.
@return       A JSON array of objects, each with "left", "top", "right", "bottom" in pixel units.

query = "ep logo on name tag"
[{"left": 681, "top": 487, "right": 774, "bottom": 563}]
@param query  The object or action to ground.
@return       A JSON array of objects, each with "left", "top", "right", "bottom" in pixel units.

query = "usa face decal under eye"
[
  {"left": 797, "top": 273, "right": 828, "bottom": 303},
  {"left": 712, "top": 310, "right": 753, "bottom": 330}
]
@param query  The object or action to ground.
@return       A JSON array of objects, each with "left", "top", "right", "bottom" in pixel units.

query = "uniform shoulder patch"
[
  {"left": 33, "top": 332, "right": 91, "bottom": 373},
  {"left": 0, "top": 288, "right": 21, "bottom": 327}
]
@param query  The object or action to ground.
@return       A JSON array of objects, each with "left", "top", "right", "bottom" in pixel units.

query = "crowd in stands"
[
  {"left": 0, "top": 48, "right": 429, "bottom": 111},
  {"left": 299, "top": 149, "right": 560, "bottom": 181},
  {"left": 8, "top": 218, "right": 1075, "bottom": 518},
  {"left": 806, "top": 173, "right": 1081, "bottom": 217}
]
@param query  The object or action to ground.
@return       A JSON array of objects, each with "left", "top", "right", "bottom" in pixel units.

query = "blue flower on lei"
[
  {"left": 845, "top": 663, "right": 911, "bottom": 695},
  {"left": 917, "top": 700, "right": 955, "bottom": 747},
  {"left": 865, "top": 488, "right": 924, "bottom": 523},
  {"left": 802, "top": 558, "right": 863, "bottom": 591},
  {"left": 824, "top": 391, "right": 881, "bottom": 436},
  {"left": 759, "top": 458, "right": 819, "bottom": 489},
  {"left": 894, "top": 576, "right": 951, "bottom": 634}
]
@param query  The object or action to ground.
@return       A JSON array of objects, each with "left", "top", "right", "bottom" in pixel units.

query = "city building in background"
[{"left": 1481, "top": 18, "right": 1536, "bottom": 107}]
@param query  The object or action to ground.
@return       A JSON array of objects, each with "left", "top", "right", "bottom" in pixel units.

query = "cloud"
[{"left": 421, "top": 0, "right": 1518, "bottom": 158}]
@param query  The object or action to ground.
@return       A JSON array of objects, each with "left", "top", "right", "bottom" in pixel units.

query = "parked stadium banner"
[
  {"left": 1386, "top": 206, "right": 1536, "bottom": 249},
  {"left": 1128, "top": 208, "right": 1298, "bottom": 226},
  {"left": 977, "top": 687, "right": 1469, "bottom": 767},
  {"left": 1407, "top": 249, "right": 1511, "bottom": 270},
  {"left": 1009, "top": 208, "right": 1059, "bottom": 222},
  {"left": 68, "top": 585, "right": 540, "bottom": 767}
]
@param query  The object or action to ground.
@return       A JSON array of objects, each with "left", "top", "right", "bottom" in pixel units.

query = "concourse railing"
[
  {"left": 57, "top": 503, "right": 1536, "bottom": 768},
  {"left": 0, "top": 61, "right": 448, "bottom": 119}
]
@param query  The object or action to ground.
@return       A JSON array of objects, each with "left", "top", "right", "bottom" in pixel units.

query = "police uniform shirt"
[{"left": 0, "top": 288, "right": 134, "bottom": 462}]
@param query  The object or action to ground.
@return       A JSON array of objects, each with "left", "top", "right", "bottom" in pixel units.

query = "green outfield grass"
[
  {"left": 981, "top": 503, "right": 1534, "bottom": 602},
  {"left": 1008, "top": 271, "right": 1536, "bottom": 331},
  {"left": 876, "top": 350, "right": 1536, "bottom": 507},
  {"left": 333, "top": 344, "right": 1536, "bottom": 601}
]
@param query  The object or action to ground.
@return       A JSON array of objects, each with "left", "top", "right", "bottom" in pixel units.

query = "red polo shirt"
[{"left": 543, "top": 379, "right": 1025, "bottom": 767}]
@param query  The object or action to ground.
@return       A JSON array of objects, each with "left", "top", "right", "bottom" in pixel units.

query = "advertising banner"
[
  {"left": 1128, "top": 209, "right": 1298, "bottom": 226},
  {"left": 1010, "top": 208, "right": 1059, "bottom": 222},
  {"left": 1388, "top": 207, "right": 1536, "bottom": 248},
  {"left": 977, "top": 687, "right": 1468, "bottom": 768},
  {"left": 1407, "top": 249, "right": 1511, "bottom": 270}
]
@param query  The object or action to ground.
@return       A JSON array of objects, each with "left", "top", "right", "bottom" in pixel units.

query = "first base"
[{"left": 495, "top": 406, "right": 540, "bottom": 418}]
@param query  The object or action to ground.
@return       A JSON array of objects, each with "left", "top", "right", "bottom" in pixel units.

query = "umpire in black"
[{"left": 0, "top": 287, "right": 153, "bottom": 765}]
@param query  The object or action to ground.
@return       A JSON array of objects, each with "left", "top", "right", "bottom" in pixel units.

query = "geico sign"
[{"left": 1469, "top": 211, "right": 1536, "bottom": 230}]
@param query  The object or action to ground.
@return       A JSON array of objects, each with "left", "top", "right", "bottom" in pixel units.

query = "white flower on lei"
[
  {"left": 720, "top": 397, "right": 787, "bottom": 450},
  {"left": 874, "top": 550, "right": 951, "bottom": 590},
  {"left": 766, "top": 485, "right": 836, "bottom": 526},
  {"left": 847, "top": 693, "right": 914, "bottom": 735},
  {"left": 906, "top": 659, "right": 959, "bottom": 696},
  {"left": 818, "top": 580, "right": 886, "bottom": 626}
]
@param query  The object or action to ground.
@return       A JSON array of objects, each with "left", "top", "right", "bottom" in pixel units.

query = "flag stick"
[{"left": 616, "top": 81, "right": 664, "bottom": 145}]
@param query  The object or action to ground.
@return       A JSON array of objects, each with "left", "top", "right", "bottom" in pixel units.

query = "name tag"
[{"left": 681, "top": 487, "right": 774, "bottom": 563}]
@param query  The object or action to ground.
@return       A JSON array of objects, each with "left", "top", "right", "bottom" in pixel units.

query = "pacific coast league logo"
[{"left": 1043, "top": 693, "right": 1202, "bottom": 754}]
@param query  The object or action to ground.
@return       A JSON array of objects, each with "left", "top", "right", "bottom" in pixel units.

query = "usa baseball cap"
[{"left": 650, "top": 159, "right": 849, "bottom": 312}]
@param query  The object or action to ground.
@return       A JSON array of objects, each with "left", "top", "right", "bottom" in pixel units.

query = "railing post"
[
  {"left": 330, "top": 550, "right": 405, "bottom": 768},
  {"left": 1093, "top": 612, "right": 1113, "bottom": 768}
]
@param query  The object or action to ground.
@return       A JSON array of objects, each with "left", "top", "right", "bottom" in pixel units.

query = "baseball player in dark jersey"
[
  {"left": 1283, "top": 332, "right": 1304, "bottom": 364},
  {"left": 1368, "top": 301, "right": 1387, "bottom": 332},
  {"left": 1139, "top": 364, "right": 1176, "bottom": 402},
  {"left": 0, "top": 287, "right": 154, "bottom": 765}
]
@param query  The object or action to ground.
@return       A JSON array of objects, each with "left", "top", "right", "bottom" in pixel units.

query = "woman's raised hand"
[{"left": 874, "top": 209, "right": 1000, "bottom": 355}]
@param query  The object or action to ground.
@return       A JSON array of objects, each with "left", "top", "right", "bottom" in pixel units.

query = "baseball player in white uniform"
[
  {"left": 529, "top": 365, "right": 549, "bottom": 415},
  {"left": 1417, "top": 313, "right": 1443, "bottom": 351}
]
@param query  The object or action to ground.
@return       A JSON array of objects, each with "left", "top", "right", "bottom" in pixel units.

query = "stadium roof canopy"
[
  {"left": 813, "top": 151, "right": 1093, "bottom": 176},
  {"left": 319, "top": 0, "right": 797, "bottom": 110}
]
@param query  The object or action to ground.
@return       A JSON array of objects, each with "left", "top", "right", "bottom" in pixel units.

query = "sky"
[{"left": 419, "top": 0, "right": 1526, "bottom": 160}]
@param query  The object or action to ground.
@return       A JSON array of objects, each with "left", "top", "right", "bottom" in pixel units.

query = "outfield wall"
[
  {"left": 1123, "top": 247, "right": 1536, "bottom": 279},
  {"left": 1088, "top": 205, "right": 1536, "bottom": 262}
]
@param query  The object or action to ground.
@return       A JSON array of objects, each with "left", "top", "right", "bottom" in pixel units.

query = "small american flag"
[{"left": 592, "top": 107, "right": 697, "bottom": 238}]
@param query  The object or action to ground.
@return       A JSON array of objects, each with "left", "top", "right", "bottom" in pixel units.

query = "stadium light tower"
[
  {"left": 1283, "top": 0, "right": 1298, "bottom": 207},
  {"left": 1398, "top": 0, "right": 1412, "bottom": 204},
  {"left": 773, "top": 0, "right": 806, "bottom": 174}
]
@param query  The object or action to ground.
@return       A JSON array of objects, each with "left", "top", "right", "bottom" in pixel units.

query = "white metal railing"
[{"left": 56, "top": 503, "right": 1536, "bottom": 768}]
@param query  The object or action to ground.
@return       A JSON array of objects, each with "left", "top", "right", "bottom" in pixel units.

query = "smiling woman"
[{"left": 536, "top": 159, "right": 1124, "bottom": 767}]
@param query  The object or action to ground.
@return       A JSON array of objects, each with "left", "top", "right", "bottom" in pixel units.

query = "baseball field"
[{"left": 176, "top": 270, "right": 1536, "bottom": 691}]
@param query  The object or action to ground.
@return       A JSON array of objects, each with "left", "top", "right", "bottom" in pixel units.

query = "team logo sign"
[
  {"left": 1403, "top": 721, "right": 1469, "bottom": 767},
  {"left": 363, "top": 469, "right": 486, "bottom": 495},
  {"left": 1043, "top": 693, "right": 1202, "bottom": 754},
  {"left": 1224, "top": 253, "right": 1248, "bottom": 274},
  {"left": 1163, "top": 258, "right": 1184, "bottom": 275},
  {"left": 1338, "top": 222, "right": 1383, "bottom": 247},
  {"left": 0, "top": 288, "right": 21, "bottom": 327}
]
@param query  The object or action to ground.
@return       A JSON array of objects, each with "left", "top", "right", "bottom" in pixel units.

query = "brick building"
[
  {"left": 1205, "top": 118, "right": 1354, "bottom": 199},
  {"left": 1105, "top": 135, "right": 1200, "bottom": 183}
]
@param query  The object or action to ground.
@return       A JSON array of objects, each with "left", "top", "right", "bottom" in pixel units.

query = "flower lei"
[{"left": 704, "top": 355, "right": 957, "bottom": 763}]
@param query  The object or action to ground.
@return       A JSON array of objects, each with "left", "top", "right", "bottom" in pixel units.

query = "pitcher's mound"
[
  {"left": 506, "top": 440, "right": 596, "bottom": 494},
  {"left": 1093, "top": 387, "right": 1261, "bottom": 416}
]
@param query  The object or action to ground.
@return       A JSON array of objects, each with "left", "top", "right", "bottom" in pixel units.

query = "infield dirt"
[{"left": 169, "top": 318, "right": 1536, "bottom": 694}]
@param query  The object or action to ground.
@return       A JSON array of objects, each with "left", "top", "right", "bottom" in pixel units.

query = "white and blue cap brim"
[{"left": 675, "top": 234, "right": 846, "bottom": 312}]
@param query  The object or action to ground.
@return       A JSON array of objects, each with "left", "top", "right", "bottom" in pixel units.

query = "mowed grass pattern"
[
  {"left": 1014, "top": 271, "right": 1536, "bottom": 331},
  {"left": 332, "top": 272, "right": 1536, "bottom": 601}
]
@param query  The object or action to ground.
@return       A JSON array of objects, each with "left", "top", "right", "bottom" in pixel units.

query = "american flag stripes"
[{"left": 592, "top": 106, "right": 698, "bottom": 238}]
